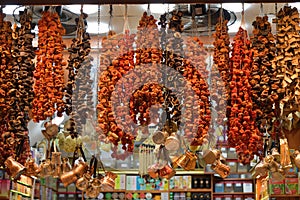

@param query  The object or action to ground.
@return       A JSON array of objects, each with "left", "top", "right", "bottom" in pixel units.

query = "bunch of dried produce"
[
  {"left": 274, "top": 6, "right": 300, "bottom": 131},
  {"left": 65, "top": 12, "right": 94, "bottom": 138},
  {"left": 100, "top": 30, "right": 118, "bottom": 72},
  {"left": 227, "top": 27, "right": 263, "bottom": 164},
  {"left": 158, "top": 13, "right": 167, "bottom": 50},
  {"left": 250, "top": 16, "right": 277, "bottom": 135},
  {"left": 9, "top": 9, "right": 36, "bottom": 164},
  {"left": 97, "top": 30, "right": 136, "bottom": 152},
  {"left": 0, "top": 8, "right": 12, "bottom": 123},
  {"left": 0, "top": 8, "right": 16, "bottom": 166},
  {"left": 129, "top": 83, "right": 180, "bottom": 127},
  {"left": 163, "top": 11, "right": 210, "bottom": 146},
  {"left": 211, "top": 17, "right": 230, "bottom": 126},
  {"left": 32, "top": 10, "right": 66, "bottom": 122}
]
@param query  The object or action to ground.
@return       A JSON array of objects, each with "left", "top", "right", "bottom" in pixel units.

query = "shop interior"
[{"left": 1, "top": 1, "right": 300, "bottom": 200}]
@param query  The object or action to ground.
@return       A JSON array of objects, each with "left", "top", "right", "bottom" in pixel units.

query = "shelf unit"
[{"left": 9, "top": 175, "right": 39, "bottom": 200}]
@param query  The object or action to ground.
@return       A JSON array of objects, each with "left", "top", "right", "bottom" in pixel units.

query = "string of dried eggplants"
[
  {"left": 65, "top": 12, "right": 93, "bottom": 138},
  {"left": 275, "top": 6, "right": 300, "bottom": 131},
  {"left": 227, "top": 27, "right": 263, "bottom": 164},
  {"left": 9, "top": 9, "right": 35, "bottom": 164},
  {"left": 164, "top": 10, "right": 211, "bottom": 145},
  {"left": 250, "top": 16, "right": 277, "bottom": 135},
  {"left": 0, "top": 8, "right": 15, "bottom": 166},
  {"left": 33, "top": 10, "right": 66, "bottom": 122}
]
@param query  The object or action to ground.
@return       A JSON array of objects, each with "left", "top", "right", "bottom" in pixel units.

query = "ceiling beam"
[{"left": 1, "top": 0, "right": 300, "bottom": 5}]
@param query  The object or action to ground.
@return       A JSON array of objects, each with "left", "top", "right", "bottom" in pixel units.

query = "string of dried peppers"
[
  {"left": 227, "top": 27, "right": 263, "bottom": 164},
  {"left": 33, "top": 10, "right": 66, "bottom": 122}
]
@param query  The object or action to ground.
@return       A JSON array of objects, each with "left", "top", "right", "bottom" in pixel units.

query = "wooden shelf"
[
  {"left": 15, "top": 180, "right": 32, "bottom": 188},
  {"left": 126, "top": 190, "right": 168, "bottom": 193},
  {"left": 56, "top": 192, "right": 82, "bottom": 194},
  {"left": 100, "top": 189, "right": 126, "bottom": 192},
  {"left": 214, "top": 192, "right": 254, "bottom": 195},
  {"left": 271, "top": 194, "right": 300, "bottom": 197},
  {"left": 170, "top": 188, "right": 212, "bottom": 192},
  {"left": 215, "top": 178, "right": 253, "bottom": 181},
  {"left": 10, "top": 189, "right": 31, "bottom": 198}
]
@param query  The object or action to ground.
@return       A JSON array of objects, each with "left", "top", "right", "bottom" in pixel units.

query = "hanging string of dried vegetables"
[
  {"left": 211, "top": 17, "right": 230, "bottom": 126},
  {"left": 33, "top": 10, "right": 66, "bottom": 122},
  {"left": 275, "top": 6, "right": 300, "bottom": 131},
  {"left": 65, "top": 12, "right": 93, "bottom": 138},
  {"left": 9, "top": 9, "right": 36, "bottom": 164},
  {"left": 227, "top": 27, "right": 263, "bottom": 164},
  {"left": 250, "top": 16, "right": 277, "bottom": 136},
  {"left": 97, "top": 25, "right": 136, "bottom": 154},
  {"left": 0, "top": 8, "right": 15, "bottom": 166},
  {"left": 164, "top": 11, "right": 211, "bottom": 146}
]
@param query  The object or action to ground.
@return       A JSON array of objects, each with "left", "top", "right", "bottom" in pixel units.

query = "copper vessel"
[
  {"left": 147, "top": 164, "right": 159, "bottom": 179},
  {"left": 101, "top": 172, "right": 117, "bottom": 190},
  {"left": 152, "top": 131, "right": 168, "bottom": 145},
  {"left": 165, "top": 133, "right": 180, "bottom": 151},
  {"left": 73, "top": 160, "right": 88, "bottom": 177},
  {"left": 76, "top": 173, "right": 91, "bottom": 191},
  {"left": 4, "top": 157, "right": 26, "bottom": 180},
  {"left": 60, "top": 170, "right": 78, "bottom": 187},
  {"left": 294, "top": 150, "right": 300, "bottom": 168},
  {"left": 39, "top": 159, "right": 53, "bottom": 178},
  {"left": 203, "top": 149, "right": 221, "bottom": 164},
  {"left": 158, "top": 164, "right": 176, "bottom": 179},
  {"left": 211, "top": 160, "right": 230, "bottom": 178},
  {"left": 24, "top": 158, "right": 39, "bottom": 176},
  {"left": 62, "top": 157, "right": 72, "bottom": 173},
  {"left": 86, "top": 178, "right": 102, "bottom": 198}
]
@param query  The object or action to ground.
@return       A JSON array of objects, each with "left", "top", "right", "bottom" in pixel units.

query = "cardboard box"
[
  {"left": 215, "top": 182, "right": 225, "bottom": 193},
  {"left": 269, "top": 179, "right": 285, "bottom": 195},
  {"left": 233, "top": 182, "right": 243, "bottom": 192},
  {"left": 227, "top": 148, "right": 237, "bottom": 159},
  {"left": 243, "top": 182, "right": 253, "bottom": 193},
  {"left": 237, "top": 163, "right": 248, "bottom": 172},
  {"left": 115, "top": 174, "right": 126, "bottom": 189},
  {"left": 228, "top": 162, "right": 237, "bottom": 173},
  {"left": 224, "top": 182, "right": 234, "bottom": 193},
  {"left": 233, "top": 195, "right": 243, "bottom": 200},
  {"left": 285, "top": 177, "right": 298, "bottom": 194}
]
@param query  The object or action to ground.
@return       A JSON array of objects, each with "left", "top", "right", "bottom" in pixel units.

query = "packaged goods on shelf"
[
  {"left": 285, "top": 177, "right": 298, "bottom": 195},
  {"left": 269, "top": 178, "right": 285, "bottom": 195}
]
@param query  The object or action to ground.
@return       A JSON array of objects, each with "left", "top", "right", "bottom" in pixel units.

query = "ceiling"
[{"left": 2, "top": 3, "right": 299, "bottom": 40}]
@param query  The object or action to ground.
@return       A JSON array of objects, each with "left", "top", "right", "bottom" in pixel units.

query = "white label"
[
  {"left": 236, "top": 183, "right": 242, "bottom": 187},
  {"left": 226, "top": 183, "right": 232, "bottom": 187}
]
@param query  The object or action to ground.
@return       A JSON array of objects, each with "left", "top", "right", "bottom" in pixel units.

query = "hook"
[
  {"left": 80, "top": 4, "right": 83, "bottom": 14},
  {"left": 109, "top": 5, "right": 113, "bottom": 31},
  {"left": 241, "top": 3, "right": 246, "bottom": 29},
  {"left": 260, "top": 3, "right": 264, "bottom": 16},
  {"left": 147, "top": 4, "right": 150, "bottom": 14}
]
